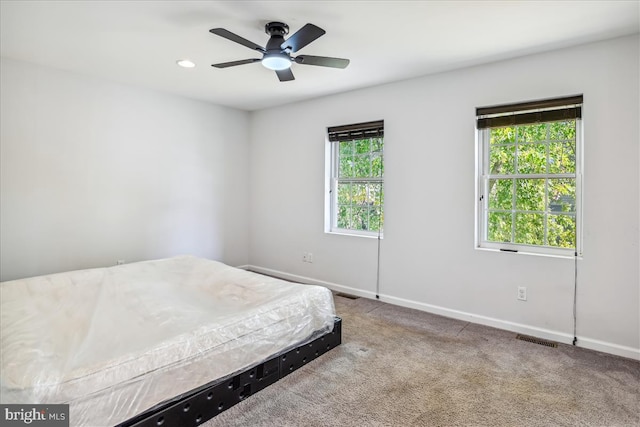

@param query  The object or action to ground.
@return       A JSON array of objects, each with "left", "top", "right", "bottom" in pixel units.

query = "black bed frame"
[{"left": 117, "top": 317, "right": 342, "bottom": 427}]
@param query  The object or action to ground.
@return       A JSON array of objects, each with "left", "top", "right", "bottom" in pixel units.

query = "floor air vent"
[
  {"left": 335, "top": 292, "right": 359, "bottom": 300},
  {"left": 516, "top": 334, "right": 558, "bottom": 348}
]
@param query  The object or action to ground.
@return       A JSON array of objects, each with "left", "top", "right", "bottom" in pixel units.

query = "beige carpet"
[{"left": 203, "top": 294, "right": 640, "bottom": 426}]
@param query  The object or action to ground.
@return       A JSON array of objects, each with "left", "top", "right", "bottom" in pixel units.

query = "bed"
[{"left": 0, "top": 255, "right": 340, "bottom": 426}]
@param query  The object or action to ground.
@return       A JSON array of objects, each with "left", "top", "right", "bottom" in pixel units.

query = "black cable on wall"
[{"left": 573, "top": 250, "right": 578, "bottom": 345}]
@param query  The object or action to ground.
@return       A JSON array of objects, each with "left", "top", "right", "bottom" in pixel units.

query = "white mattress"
[{"left": 0, "top": 256, "right": 336, "bottom": 426}]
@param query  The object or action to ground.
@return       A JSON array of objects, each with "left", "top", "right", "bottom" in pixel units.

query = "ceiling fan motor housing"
[
  {"left": 265, "top": 22, "right": 289, "bottom": 36},
  {"left": 265, "top": 22, "right": 289, "bottom": 52}
]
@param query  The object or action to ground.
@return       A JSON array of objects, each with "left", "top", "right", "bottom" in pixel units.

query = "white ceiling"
[{"left": 1, "top": 1, "right": 638, "bottom": 111}]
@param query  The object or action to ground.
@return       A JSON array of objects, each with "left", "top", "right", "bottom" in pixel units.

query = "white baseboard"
[
  {"left": 379, "top": 293, "right": 640, "bottom": 360},
  {"left": 247, "top": 265, "right": 640, "bottom": 361},
  {"left": 575, "top": 337, "right": 640, "bottom": 361},
  {"left": 247, "top": 265, "right": 378, "bottom": 299}
]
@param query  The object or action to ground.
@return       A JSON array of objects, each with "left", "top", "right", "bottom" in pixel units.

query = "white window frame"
[
  {"left": 475, "top": 98, "right": 583, "bottom": 257},
  {"left": 325, "top": 122, "right": 384, "bottom": 238}
]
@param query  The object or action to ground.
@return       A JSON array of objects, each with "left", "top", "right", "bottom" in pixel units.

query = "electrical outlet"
[
  {"left": 307, "top": 253, "right": 313, "bottom": 263},
  {"left": 517, "top": 286, "right": 527, "bottom": 301},
  {"left": 302, "top": 252, "right": 308, "bottom": 263},
  {"left": 116, "top": 260, "right": 125, "bottom": 265}
]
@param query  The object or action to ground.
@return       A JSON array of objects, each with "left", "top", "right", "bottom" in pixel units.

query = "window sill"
[
  {"left": 326, "top": 230, "right": 384, "bottom": 239},
  {"left": 475, "top": 246, "right": 581, "bottom": 260}
]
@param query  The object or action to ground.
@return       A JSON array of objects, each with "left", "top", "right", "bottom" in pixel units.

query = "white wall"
[
  {"left": 2, "top": 36, "right": 637, "bottom": 359},
  {"left": 249, "top": 35, "right": 640, "bottom": 359},
  {"left": 0, "top": 58, "right": 250, "bottom": 281}
]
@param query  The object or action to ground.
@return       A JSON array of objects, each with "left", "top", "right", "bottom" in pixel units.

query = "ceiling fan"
[{"left": 209, "top": 22, "right": 350, "bottom": 82}]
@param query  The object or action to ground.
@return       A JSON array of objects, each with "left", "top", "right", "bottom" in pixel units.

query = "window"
[
  {"left": 476, "top": 95, "right": 583, "bottom": 256},
  {"left": 327, "top": 120, "right": 384, "bottom": 237}
]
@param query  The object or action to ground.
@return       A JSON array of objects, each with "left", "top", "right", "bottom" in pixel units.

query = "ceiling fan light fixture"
[{"left": 261, "top": 53, "right": 291, "bottom": 71}]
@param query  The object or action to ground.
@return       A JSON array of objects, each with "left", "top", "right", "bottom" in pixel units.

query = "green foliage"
[
  {"left": 515, "top": 213, "right": 544, "bottom": 245},
  {"left": 488, "top": 179, "right": 512, "bottom": 210},
  {"left": 549, "top": 121, "right": 576, "bottom": 140},
  {"left": 339, "top": 155, "right": 354, "bottom": 178},
  {"left": 336, "top": 138, "right": 384, "bottom": 232},
  {"left": 518, "top": 123, "right": 547, "bottom": 142},
  {"left": 517, "top": 143, "right": 546, "bottom": 174},
  {"left": 338, "top": 139, "right": 384, "bottom": 179},
  {"left": 548, "top": 179, "right": 575, "bottom": 212},
  {"left": 485, "top": 120, "right": 577, "bottom": 249},
  {"left": 488, "top": 212, "right": 512, "bottom": 242},
  {"left": 489, "top": 144, "right": 515, "bottom": 175},
  {"left": 337, "top": 181, "right": 384, "bottom": 232},
  {"left": 490, "top": 127, "right": 515, "bottom": 144},
  {"left": 515, "top": 179, "right": 545, "bottom": 211},
  {"left": 547, "top": 214, "right": 576, "bottom": 247},
  {"left": 549, "top": 142, "right": 575, "bottom": 174}
]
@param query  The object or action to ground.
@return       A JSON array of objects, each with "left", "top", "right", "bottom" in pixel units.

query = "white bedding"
[{"left": 0, "top": 256, "right": 336, "bottom": 426}]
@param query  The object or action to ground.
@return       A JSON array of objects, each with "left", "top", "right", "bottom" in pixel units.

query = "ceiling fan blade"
[
  {"left": 210, "top": 28, "right": 265, "bottom": 52},
  {"left": 281, "top": 23, "right": 325, "bottom": 52},
  {"left": 211, "top": 58, "right": 261, "bottom": 68},
  {"left": 294, "top": 55, "right": 350, "bottom": 69},
  {"left": 276, "top": 68, "right": 295, "bottom": 82}
]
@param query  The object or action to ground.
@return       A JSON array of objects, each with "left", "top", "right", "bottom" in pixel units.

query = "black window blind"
[
  {"left": 327, "top": 120, "right": 384, "bottom": 142},
  {"left": 476, "top": 95, "right": 583, "bottom": 129}
]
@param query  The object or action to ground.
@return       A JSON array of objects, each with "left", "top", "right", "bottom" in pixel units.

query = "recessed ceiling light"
[{"left": 176, "top": 59, "right": 196, "bottom": 68}]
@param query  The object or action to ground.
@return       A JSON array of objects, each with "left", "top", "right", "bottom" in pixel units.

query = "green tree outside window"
[
  {"left": 335, "top": 137, "right": 384, "bottom": 232},
  {"left": 485, "top": 121, "right": 577, "bottom": 249}
]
